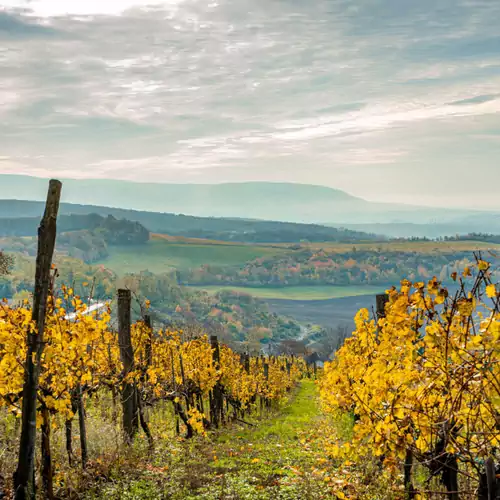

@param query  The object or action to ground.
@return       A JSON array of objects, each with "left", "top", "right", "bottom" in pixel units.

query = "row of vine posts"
[
  {"left": 10, "top": 177, "right": 498, "bottom": 500},
  {"left": 14, "top": 179, "right": 62, "bottom": 500},
  {"left": 10, "top": 178, "right": 311, "bottom": 499}
]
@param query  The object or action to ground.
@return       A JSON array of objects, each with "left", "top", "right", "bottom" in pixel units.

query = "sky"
[{"left": 1, "top": 0, "right": 500, "bottom": 209}]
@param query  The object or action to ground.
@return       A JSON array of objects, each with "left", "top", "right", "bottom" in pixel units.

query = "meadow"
[
  {"left": 96, "top": 236, "right": 286, "bottom": 275},
  {"left": 187, "top": 284, "right": 381, "bottom": 300},
  {"left": 97, "top": 234, "right": 500, "bottom": 278}
]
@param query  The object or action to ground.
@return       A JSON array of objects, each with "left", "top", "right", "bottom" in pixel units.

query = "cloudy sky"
[{"left": 1, "top": 0, "right": 500, "bottom": 209}]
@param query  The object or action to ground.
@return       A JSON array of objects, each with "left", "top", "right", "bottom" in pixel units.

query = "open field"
[
  {"left": 267, "top": 294, "right": 381, "bottom": 328},
  {"left": 153, "top": 234, "right": 500, "bottom": 255},
  {"left": 151, "top": 233, "right": 269, "bottom": 246},
  {"left": 188, "top": 284, "right": 381, "bottom": 300},
  {"left": 285, "top": 240, "right": 500, "bottom": 253},
  {"left": 94, "top": 231, "right": 500, "bottom": 277},
  {"left": 97, "top": 238, "right": 286, "bottom": 275}
]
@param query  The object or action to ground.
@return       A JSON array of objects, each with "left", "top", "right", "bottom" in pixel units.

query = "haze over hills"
[
  {"left": 1, "top": 174, "right": 499, "bottom": 234},
  {"left": 0, "top": 201, "right": 380, "bottom": 243}
]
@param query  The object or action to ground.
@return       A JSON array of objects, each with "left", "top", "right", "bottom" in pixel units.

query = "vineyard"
[
  {"left": 0, "top": 285, "right": 309, "bottom": 498},
  {"left": 0, "top": 180, "right": 499, "bottom": 499},
  {"left": 320, "top": 256, "right": 500, "bottom": 499}
]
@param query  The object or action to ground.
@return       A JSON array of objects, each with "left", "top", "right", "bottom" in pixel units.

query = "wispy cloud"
[
  {"left": 1, "top": 0, "right": 500, "bottom": 208},
  {"left": 1, "top": 0, "right": 187, "bottom": 17}
]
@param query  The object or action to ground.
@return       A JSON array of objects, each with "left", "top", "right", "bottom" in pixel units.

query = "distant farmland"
[
  {"left": 267, "top": 294, "right": 382, "bottom": 328},
  {"left": 96, "top": 236, "right": 286, "bottom": 275},
  {"left": 188, "top": 285, "right": 382, "bottom": 301}
]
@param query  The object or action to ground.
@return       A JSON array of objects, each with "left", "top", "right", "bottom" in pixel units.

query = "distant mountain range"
[{"left": 1, "top": 174, "right": 499, "bottom": 236}]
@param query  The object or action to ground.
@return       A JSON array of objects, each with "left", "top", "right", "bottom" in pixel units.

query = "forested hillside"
[
  {"left": 0, "top": 253, "right": 303, "bottom": 351},
  {"left": 0, "top": 212, "right": 149, "bottom": 241},
  {"left": 0, "top": 199, "right": 381, "bottom": 243},
  {"left": 0, "top": 213, "right": 149, "bottom": 262},
  {"left": 179, "top": 246, "right": 500, "bottom": 287}
]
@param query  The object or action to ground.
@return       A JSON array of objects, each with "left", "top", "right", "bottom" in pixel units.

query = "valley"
[
  {"left": 2, "top": 195, "right": 499, "bottom": 362},
  {"left": 3, "top": 2, "right": 500, "bottom": 495}
]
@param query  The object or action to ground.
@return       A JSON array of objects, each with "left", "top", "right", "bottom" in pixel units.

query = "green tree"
[{"left": 0, "top": 251, "right": 14, "bottom": 275}]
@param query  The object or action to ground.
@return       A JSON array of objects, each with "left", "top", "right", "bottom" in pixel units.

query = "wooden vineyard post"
[
  {"left": 375, "top": 293, "right": 389, "bottom": 341},
  {"left": 479, "top": 458, "right": 498, "bottom": 500},
  {"left": 169, "top": 347, "right": 180, "bottom": 435},
  {"left": 377, "top": 291, "right": 415, "bottom": 498},
  {"left": 243, "top": 353, "right": 251, "bottom": 414},
  {"left": 65, "top": 419, "right": 73, "bottom": 467},
  {"left": 403, "top": 449, "right": 415, "bottom": 499},
  {"left": 40, "top": 405, "right": 54, "bottom": 499},
  {"left": 173, "top": 349, "right": 194, "bottom": 438},
  {"left": 139, "top": 315, "right": 154, "bottom": 450},
  {"left": 178, "top": 351, "right": 190, "bottom": 410},
  {"left": 486, "top": 457, "right": 497, "bottom": 500},
  {"left": 144, "top": 314, "right": 153, "bottom": 367},
  {"left": 65, "top": 396, "right": 78, "bottom": 467},
  {"left": 14, "top": 179, "right": 62, "bottom": 500},
  {"left": 376, "top": 293, "right": 389, "bottom": 321},
  {"left": 286, "top": 360, "right": 292, "bottom": 392},
  {"left": 263, "top": 360, "right": 270, "bottom": 408},
  {"left": 77, "top": 384, "right": 88, "bottom": 468},
  {"left": 442, "top": 454, "right": 459, "bottom": 500},
  {"left": 210, "top": 336, "right": 223, "bottom": 427},
  {"left": 118, "top": 289, "right": 138, "bottom": 444}
]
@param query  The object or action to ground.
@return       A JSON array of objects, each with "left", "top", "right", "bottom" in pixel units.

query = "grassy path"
[{"left": 88, "top": 381, "right": 337, "bottom": 500}]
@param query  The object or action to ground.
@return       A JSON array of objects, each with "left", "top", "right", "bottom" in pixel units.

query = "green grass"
[
  {"left": 97, "top": 240, "right": 285, "bottom": 276},
  {"left": 85, "top": 381, "right": 338, "bottom": 500},
  {"left": 189, "top": 285, "right": 382, "bottom": 300},
  {"left": 95, "top": 234, "right": 500, "bottom": 278}
]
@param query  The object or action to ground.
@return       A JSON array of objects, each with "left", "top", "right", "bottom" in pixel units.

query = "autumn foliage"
[
  {"left": 0, "top": 286, "right": 306, "bottom": 496},
  {"left": 320, "top": 256, "right": 500, "bottom": 498}
]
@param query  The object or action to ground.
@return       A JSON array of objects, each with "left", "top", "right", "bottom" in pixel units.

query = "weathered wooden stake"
[
  {"left": 485, "top": 457, "right": 497, "bottom": 500},
  {"left": 178, "top": 350, "right": 189, "bottom": 406},
  {"left": 169, "top": 347, "right": 180, "bottom": 435},
  {"left": 139, "top": 314, "right": 154, "bottom": 450},
  {"left": 404, "top": 449, "right": 415, "bottom": 499},
  {"left": 14, "top": 179, "right": 61, "bottom": 500},
  {"left": 441, "top": 453, "right": 459, "bottom": 500},
  {"left": 376, "top": 293, "right": 389, "bottom": 320},
  {"left": 138, "top": 397, "right": 154, "bottom": 450},
  {"left": 118, "top": 288, "right": 138, "bottom": 444},
  {"left": 479, "top": 458, "right": 499, "bottom": 499},
  {"left": 40, "top": 405, "right": 54, "bottom": 500},
  {"left": 65, "top": 419, "right": 73, "bottom": 467},
  {"left": 65, "top": 396, "right": 78, "bottom": 467},
  {"left": 144, "top": 314, "right": 153, "bottom": 367},
  {"left": 77, "top": 384, "right": 88, "bottom": 468},
  {"left": 263, "top": 361, "right": 270, "bottom": 408},
  {"left": 210, "top": 336, "right": 223, "bottom": 427}
]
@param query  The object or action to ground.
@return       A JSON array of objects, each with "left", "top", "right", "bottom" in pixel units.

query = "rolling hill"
[
  {"left": 0, "top": 200, "right": 381, "bottom": 243},
  {"left": 1, "top": 174, "right": 496, "bottom": 227}
]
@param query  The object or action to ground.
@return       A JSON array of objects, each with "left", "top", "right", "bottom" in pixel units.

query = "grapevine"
[
  {"left": 0, "top": 286, "right": 306, "bottom": 497},
  {"left": 320, "top": 255, "right": 500, "bottom": 498}
]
